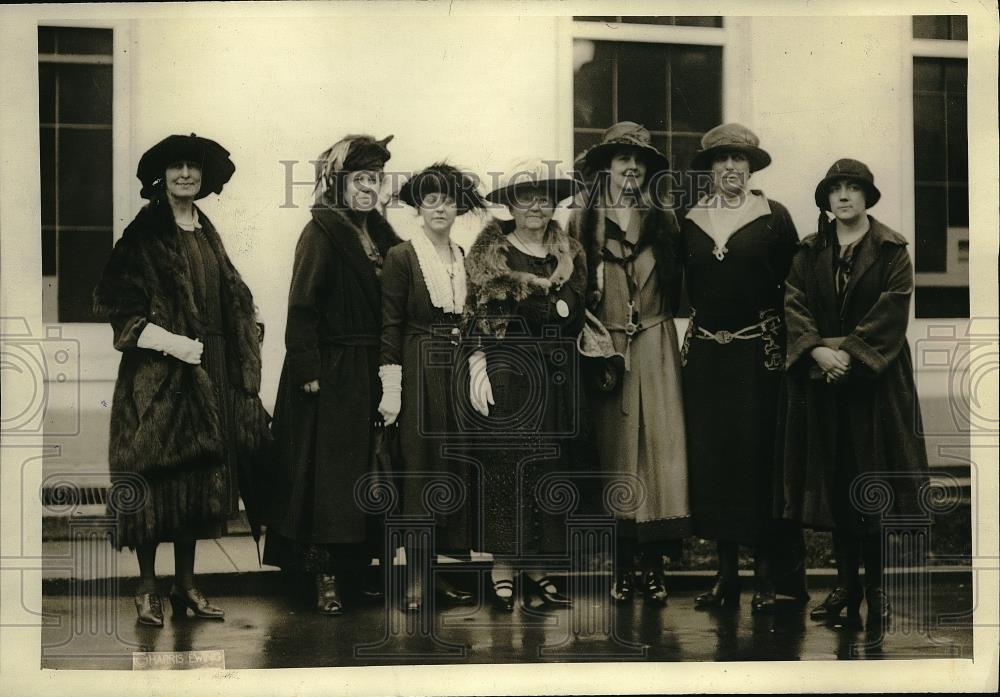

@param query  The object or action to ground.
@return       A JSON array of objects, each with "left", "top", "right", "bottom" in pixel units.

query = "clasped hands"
[{"left": 811, "top": 346, "right": 852, "bottom": 384}]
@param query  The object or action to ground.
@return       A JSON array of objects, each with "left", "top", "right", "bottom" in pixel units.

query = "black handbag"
[{"left": 369, "top": 421, "right": 402, "bottom": 513}]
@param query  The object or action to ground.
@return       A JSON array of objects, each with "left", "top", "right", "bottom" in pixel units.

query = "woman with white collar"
[
  {"left": 379, "top": 163, "right": 485, "bottom": 612},
  {"left": 679, "top": 123, "right": 806, "bottom": 614}
]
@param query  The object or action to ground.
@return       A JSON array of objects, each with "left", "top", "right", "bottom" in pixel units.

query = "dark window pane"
[
  {"left": 670, "top": 45, "right": 722, "bottom": 133},
  {"left": 39, "top": 63, "right": 55, "bottom": 123},
  {"left": 913, "top": 93, "right": 945, "bottom": 182},
  {"left": 948, "top": 183, "right": 968, "bottom": 228},
  {"left": 914, "top": 184, "right": 948, "bottom": 272},
  {"left": 913, "top": 58, "right": 944, "bottom": 92},
  {"left": 42, "top": 228, "right": 56, "bottom": 276},
  {"left": 623, "top": 17, "right": 678, "bottom": 26},
  {"left": 573, "top": 40, "right": 613, "bottom": 128},
  {"left": 57, "top": 64, "right": 112, "bottom": 124},
  {"left": 38, "top": 26, "right": 56, "bottom": 54},
  {"left": 573, "top": 16, "right": 617, "bottom": 22},
  {"left": 50, "top": 27, "right": 112, "bottom": 55},
  {"left": 57, "top": 228, "right": 112, "bottom": 322},
  {"left": 40, "top": 128, "right": 55, "bottom": 226},
  {"left": 946, "top": 94, "right": 968, "bottom": 183},
  {"left": 618, "top": 43, "right": 667, "bottom": 130},
  {"left": 58, "top": 128, "right": 112, "bottom": 226},
  {"left": 944, "top": 59, "right": 967, "bottom": 93},
  {"left": 674, "top": 17, "right": 722, "bottom": 28},
  {"left": 950, "top": 15, "right": 968, "bottom": 41},
  {"left": 915, "top": 287, "right": 969, "bottom": 318},
  {"left": 912, "top": 15, "right": 951, "bottom": 40}
]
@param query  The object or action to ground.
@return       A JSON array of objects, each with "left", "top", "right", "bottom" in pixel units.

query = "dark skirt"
[{"left": 682, "top": 315, "right": 783, "bottom": 546}]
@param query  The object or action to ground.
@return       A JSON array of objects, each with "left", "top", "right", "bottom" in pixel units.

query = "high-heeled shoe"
[
  {"left": 642, "top": 570, "right": 669, "bottom": 605},
  {"left": 135, "top": 591, "right": 164, "bottom": 627},
  {"left": 436, "top": 576, "right": 474, "bottom": 605},
  {"left": 610, "top": 571, "right": 634, "bottom": 604},
  {"left": 751, "top": 589, "right": 776, "bottom": 614},
  {"left": 491, "top": 579, "right": 515, "bottom": 612},
  {"left": 694, "top": 574, "right": 740, "bottom": 609},
  {"left": 524, "top": 575, "right": 572, "bottom": 608},
  {"left": 314, "top": 573, "right": 343, "bottom": 616},
  {"left": 169, "top": 586, "right": 224, "bottom": 620},
  {"left": 809, "top": 586, "right": 863, "bottom": 621},
  {"left": 866, "top": 587, "right": 891, "bottom": 624}
]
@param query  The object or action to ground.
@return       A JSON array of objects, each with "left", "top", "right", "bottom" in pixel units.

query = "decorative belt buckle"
[
  {"left": 715, "top": 330, "right": 733, "bottom": 344},
  {"left": 624, "top": 321, "right": 638, "bottom": 336}
]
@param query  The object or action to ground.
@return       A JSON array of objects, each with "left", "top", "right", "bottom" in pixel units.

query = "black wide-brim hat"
[
  {"left": 398, "top": 163, "right": 486, "bottom": 214},
  {"left": 137, "top": 133, "right": 235, "bottom": 200},
  {"left": 580, "top": 121, "right": 670, "bottom": 177},
  {"left": 689, "top": 122, "right": 771, "bottom": 173},
  {"left": 813, "top": 158, "right": 881, "bottom": 211}
]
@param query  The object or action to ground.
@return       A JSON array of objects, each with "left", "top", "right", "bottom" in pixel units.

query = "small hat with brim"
[
  {"left": 398, "top": 162, "right": 486, "bottom": 214},
  {"left": 137, "top": 133, "right": 235, "bottom": 200},
  {"left": 689, "top": 123, "right": 771, "bottom": 173},
  {"left": 580, "top": 121, "right": 670, "bottom": 177},
  {"left": 813, "top": 158, "right": 881, "bottom": 211},
  {"left": 485, "top": 157, "right": 580, "bottom": 207}
]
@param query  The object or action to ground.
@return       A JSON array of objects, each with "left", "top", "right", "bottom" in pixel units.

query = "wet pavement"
[{"left": 41, "top": 574, "right": 972, "bottom": 669}]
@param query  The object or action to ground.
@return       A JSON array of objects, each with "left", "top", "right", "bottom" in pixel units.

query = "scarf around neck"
[{"left": 410, "top": 227, "right": 466, "bottom": 314}]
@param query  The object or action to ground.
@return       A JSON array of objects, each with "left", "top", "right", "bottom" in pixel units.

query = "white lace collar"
[{"left": 410, "top": 227, "right": 466, "bottom": 314}]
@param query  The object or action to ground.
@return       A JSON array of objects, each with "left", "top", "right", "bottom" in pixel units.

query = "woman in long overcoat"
[
  {"left": 93, "top": 134, "right": 271, "bottom": 627},
  {"left": 776, "top": 158, "right": 929, "bottom": 626},
  {"left": 679, "top": 123, "right": 807, "bottom": 613},
  {"left": 566, "top": 122, "right": 690, "bottom": 605},
  {"left": 464, "top": 159, "right": 587, "bottom": 611},
  {"left": 378, "top": 163, "right": 485, "bottom": 611},
  {"left": 263, "top": 134, "right": 401, "bottom": 615}
]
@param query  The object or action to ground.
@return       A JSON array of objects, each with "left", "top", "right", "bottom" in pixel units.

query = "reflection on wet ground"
[{"left": 42, "top": 577, "right": 972, "bottom": 669}]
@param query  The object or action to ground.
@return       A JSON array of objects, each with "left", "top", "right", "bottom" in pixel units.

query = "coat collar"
[{"left": 310, "top": 205, "right": 398, "bottom": 316}]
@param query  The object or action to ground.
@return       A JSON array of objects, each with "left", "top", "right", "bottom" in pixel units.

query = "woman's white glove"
[
  {"left": 137, "top": 323, "right": 203, "bottom": 365},
  {"left": 378, "top": 364, "right": 402, "bottom": 425},
  {"left": 468, "top": 350, "right": 494, "bottom": 417}
]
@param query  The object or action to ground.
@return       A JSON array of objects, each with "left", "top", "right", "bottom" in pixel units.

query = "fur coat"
[{"left": 93, "top": 199, "right": 271, "bottom": 481}]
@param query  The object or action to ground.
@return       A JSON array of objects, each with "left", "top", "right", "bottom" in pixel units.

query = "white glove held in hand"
[
  {"left": 378, "top": 364, "right": 402, "bottom": 425},
  {"left": 468, "top": 351, "right": 494, "bottom": 417},
  {"left": 137, "top": 323, "right": 203, "bottom": 365}
]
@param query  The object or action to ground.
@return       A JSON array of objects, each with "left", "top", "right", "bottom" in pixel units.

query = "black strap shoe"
[
  {"left": 610, "top": 572, "right": 634, "bottom": 604},
  {"left": 643, "top": 570, "right": 669, "bottom": 606},
  {"left": 491, "top": 579, "right": 515, "bottom": 612},
  {"left": 525, "top": 575, "right": 572, "bottom": 608},
  {"left": 694, "top": 574, "right": 740, "bottom": 609}
]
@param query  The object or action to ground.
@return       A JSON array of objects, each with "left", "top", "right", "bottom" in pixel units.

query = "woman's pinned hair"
[{"left": 397, "top": 162, "right": 486, "bottom": 215}]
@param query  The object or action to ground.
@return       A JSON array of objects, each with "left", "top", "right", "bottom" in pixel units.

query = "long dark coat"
[
  {"left": 379, "top": 240, "right": 472, "bottom": 551},
  {"left": 775, "top": 217, "right": 930, "bottom": 530},
  {"left": 92, "top": 199, "right": 271, "bottom": 548},
  {"left": 265, "top": 206, "right": 400, "bottom": 547}
]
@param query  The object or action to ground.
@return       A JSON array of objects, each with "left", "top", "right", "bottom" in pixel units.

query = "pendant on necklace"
[
  {"left": 556, "top": 299, "right": 570, "bottom": 318},
  {"left": 712, "top": 245, "right": 728, "bottom": 261}
]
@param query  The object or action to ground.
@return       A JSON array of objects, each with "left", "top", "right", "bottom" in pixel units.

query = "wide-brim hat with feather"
[
  {"left": 485, "top": 157, "right": 580, "bottom": 207},
  {"left": 813, "top": 158, "right": 881, "bottom": 211},
  {"left": 137, "top": 133, "right": 235, "bottom": 200},
  {"left": 580, "top": 121, "right": 670, "bottom": 177},
  {"left": 398, "top": 162, "right": 486, "bottom": 214},
  {"left": 689, "top": 122, "right": 772, "bottom": 173}
]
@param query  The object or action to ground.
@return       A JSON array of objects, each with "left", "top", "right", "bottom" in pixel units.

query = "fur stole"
[
  {"left": 567, "top": 188, "right": 681, "bottom": 312},
  {"left": 464, "top": 216, "right": 585, "bottom": 337}
]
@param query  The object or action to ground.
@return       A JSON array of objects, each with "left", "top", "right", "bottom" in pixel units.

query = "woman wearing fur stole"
[
  {"left": 378, "top": 163, "right": 486, "bottom": 612},
  {"left": 93, "top": 134, "right": 271, "bottom": 627},
  {"left": 566, "top": 122, "right": 690, "bottom": 606},
  {"left": 463, "top": 159, "right": 587, "bottom": 611},
  {"left": 263, "top": 134, "right": 401, "bottom": 615}
]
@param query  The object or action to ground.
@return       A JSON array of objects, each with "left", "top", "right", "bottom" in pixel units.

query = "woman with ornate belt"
[
  {"left": 679, "top": 123, "right": 807, "bottom": 613},
  {"left": 567, "top": 122, "right": 690, "bottom": 606},
  {"left": 378, "top": 163, "right": 485, "bottom": 611}
]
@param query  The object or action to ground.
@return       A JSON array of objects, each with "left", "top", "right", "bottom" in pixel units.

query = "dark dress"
[
  {"left": 263, "top": 206, "right": 400, "bottom": 573},
  {"left": 679, "top": 194, "right": 799, "bottom": 546},
  {"left": 468, "top": 236, "right": 588, "bottom": 557},
  {"left": 379, "top": 241, "right": 473, "bottom": 552},
  {"left": 775, "top": 218, "right": 930, "bottom": 534}
]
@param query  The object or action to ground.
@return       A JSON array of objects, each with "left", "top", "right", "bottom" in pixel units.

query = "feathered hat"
[{"left": 398, "top": 162, "right": 486, "bottom": 214}]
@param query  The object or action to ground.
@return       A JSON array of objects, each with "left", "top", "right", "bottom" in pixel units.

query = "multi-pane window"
[
  {"left": 572, "top": 18, "right": 723, "bottom": 204},
  {"left": 38, "top": 26, "right": 114, "bottom": 323},
  {"left": 912, "top": 16, "right": 969, "bottom": 318}
]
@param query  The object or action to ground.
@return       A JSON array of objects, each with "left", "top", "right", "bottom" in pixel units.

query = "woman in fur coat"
[
  {"left": 378, "top": 163, "right": 486, "bottom": 611},
  {"left": 93, "top": 134, "right": 271, "bottom": 627},
  {"left": 464, "top": 159, "right": 587, "bottom": 611},
  {"left": 566, "top": 122, "right": 690, "bottom": 606},
  {"left": 776, "top": 159, "right": 929, "bottom": 627},
  {"left": 263, "top": 134, "right": 401, "bottom": 616}
]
